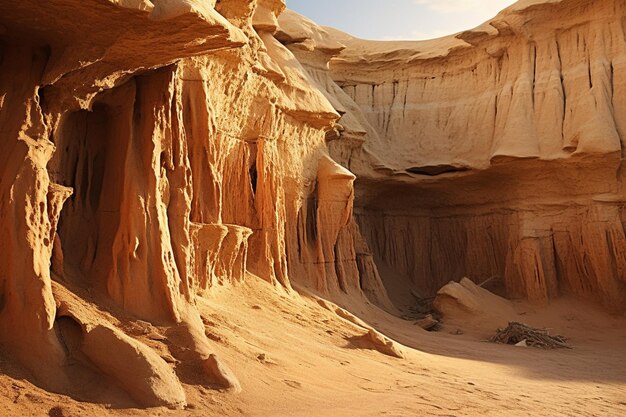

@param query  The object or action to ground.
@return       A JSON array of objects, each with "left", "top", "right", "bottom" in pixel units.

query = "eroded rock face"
[
  {"left": 0, "top": 0, "right": 387, "bottom": 405},
  {"left": 315, "top": 0, "right": 626, "bottom": 312},
  {"left": 3, "top": 0, "right": 626, "bottom": 409}
]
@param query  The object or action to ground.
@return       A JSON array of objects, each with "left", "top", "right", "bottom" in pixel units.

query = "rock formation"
[
  {"left": 434, "top": 278, "right": 517, "bottom": 329},
  {"left": 2, "top": 0, "right": 626, "bottom": 411},
  {"left": 0, "top": 0, "right": 388, "bottom": 407},
  {"left": 300, "top": 0, "right": 626, "bottom": 313}
]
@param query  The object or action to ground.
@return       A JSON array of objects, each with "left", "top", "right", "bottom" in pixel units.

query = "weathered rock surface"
[
  {"left": 203, "top": 354, "right": 242, "bottom": 393},
  {"left": 311, "top": 0, "right": 626, "bottom": 313},
  {"left": 434, "top": 278, "right": 517, "bottom": 327},
  {"left": 0, "top": 0, "right": 387, "bottom": 405},
  {"left": 358, "top": 328, "right": 405, "bottom": 359},
  {"left": 2, "top": 0, "right": 626, "bottom": 411}
]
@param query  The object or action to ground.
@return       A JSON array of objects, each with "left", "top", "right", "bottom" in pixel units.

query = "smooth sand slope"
[{"left": 1, "top": 276, "right": 625, "bottom": 417}]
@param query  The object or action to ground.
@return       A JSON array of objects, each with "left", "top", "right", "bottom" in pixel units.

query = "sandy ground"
[{"left": 1, "top": 276, "right": 626, "bottom": 417}]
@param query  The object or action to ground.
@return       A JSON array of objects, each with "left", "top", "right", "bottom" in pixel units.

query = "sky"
[{"left": 285, "top": 0, "right": 518, "bottom": 41}]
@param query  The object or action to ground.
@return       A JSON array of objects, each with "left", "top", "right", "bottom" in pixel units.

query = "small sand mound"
[{"left": 433, "top": 278, "right": 516, "bottom": 330}]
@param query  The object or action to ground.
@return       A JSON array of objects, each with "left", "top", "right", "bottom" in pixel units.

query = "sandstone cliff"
[
  {"left": 2, "top": 0, "right": 626, "bottom": 412},
  {"left": 0, "top": 0, "right": 389, "bottom": 406},
  {"left": 293, "top": 0, "right": 626, "bottom": 313}
]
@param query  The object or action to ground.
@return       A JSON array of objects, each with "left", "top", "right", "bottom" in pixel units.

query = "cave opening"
[
  {"left": 355, "top": 156, "right": 626, "bottom": 313},
  {"left": 307, "top": 181, "right": 318, "bottom": 245},
  {"left": 247, "top": 141, "right": 258, "bottom": 196},
  {"left": 50, "top": 102, "right": 120, "bottom": 284},
  {"left": 353, "top": 174, "right": 517, "bottom": 311},
  {"left": 55, "top": 315, "right": 84, "bottom": 357}
]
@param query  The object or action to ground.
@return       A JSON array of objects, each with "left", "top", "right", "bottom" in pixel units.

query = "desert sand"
[
  {"left": 0, "top": 0, "right": 625, "bottom": 416},
  {"left": 1, "top": 276, "right": 626, "bottom": 416}
]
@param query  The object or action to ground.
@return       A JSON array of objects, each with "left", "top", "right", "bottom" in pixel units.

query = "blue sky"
[{"left": 285, "top": 0, "right": 517, "bottom": 40}]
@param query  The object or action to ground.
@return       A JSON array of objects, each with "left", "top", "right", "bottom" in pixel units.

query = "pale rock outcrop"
[
  {"left": 54, "top": 286, "right": 187, "bottom": 408},
  {"left": 434, "top": 278, "right": 517, "bottom": 328},
  {"left": 320, "top": 0, "right": 626, "bottom": 313},
  {"left": 360, "top": 328, "right": 405, "bottom": 359},
  {"left": 315, "top": 297, "right": 405, "bottom": 358},
  {"left": 81, "top": 325, "right": 187, "bottom": 408},
  {"left": 203, "top": 354, "right": 242, "bottom": 393}
]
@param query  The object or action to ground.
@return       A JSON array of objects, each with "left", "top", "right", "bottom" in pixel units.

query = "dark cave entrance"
[{"left": 50, "top": 102, "right": 122, "bottom": 283}]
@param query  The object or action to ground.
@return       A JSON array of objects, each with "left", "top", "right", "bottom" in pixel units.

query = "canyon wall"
[
  {"left": 320, "top": 0, "right": 626, "bottom": 312},
  {"left": 0, "top": 0, "right": 389, "bottom": 406},
  {"left": 3, "top": 0, "right": 626, "bottom": 409}
]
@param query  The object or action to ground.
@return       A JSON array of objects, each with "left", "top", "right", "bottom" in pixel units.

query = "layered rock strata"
[
  {"left": 3, "top": 0, "right": 626, "bottom": 410},
  {"left": 320, "top": 0, "right": 626, "bottom": 312}
]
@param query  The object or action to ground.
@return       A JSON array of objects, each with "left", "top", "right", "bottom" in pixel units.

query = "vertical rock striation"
[
  {"left": 3, "top": 0, "right": 626, "bottom": 409},
  {"left": 324, "top": 0, "right": 626, "bottom": 312},
  {"left": 0, "top": 0, "right": 389, "bottom": 406}
]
